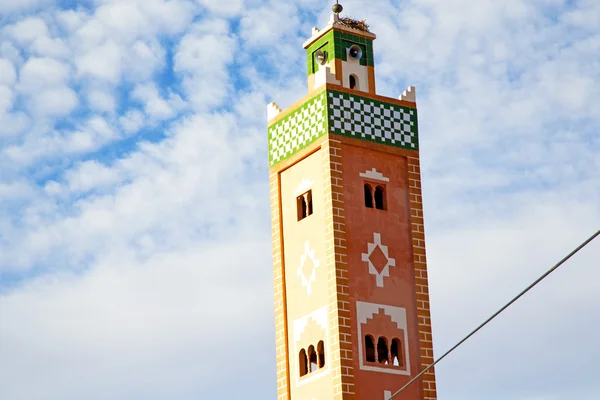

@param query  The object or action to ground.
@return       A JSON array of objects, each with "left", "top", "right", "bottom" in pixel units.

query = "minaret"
[{"left": 268, "top": 4, "right": 437, "bottom": 400}]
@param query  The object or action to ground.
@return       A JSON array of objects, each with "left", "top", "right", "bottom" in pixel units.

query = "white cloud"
[
  {"left": 0, "top": 58, "right": 17, "bottom": 86},
  {"left": 131, "top": 83, "right": 180, "bottom": 120},
  {"left": 195, "top": 0, "right": 244, "bottom": 17},
  {"left": 0, "top": 0, "right": 52, "bottom": 13},
  {"left": 239, "top": 1, "right": 300, "bottom": 47},
  {"left": 75, "top": 41, "right": 122, "bottom": 83},
  {"left": 0, "top": 240, "right": 273, "bottom": 399},
  {"left": 56, "top": 9, "right": 90, "bottom": 33},
  {"left": 122, "top": 39, "right": 165, "bottom": 82},
  {"left": 174, "top": 19, "right": 237, "bottom": 108},
  {"left": 87, "top": 88, "right": 116, "bottom": 113},
  {"left": 18, "top": 57, "right": 70, "bottom": 92},
  {"left": 65, "top": 160, "right": 123, "bottom": 193},
  {"left": 0, "top": 41, "right": 23, "bottom": 65},
  {"left": 0, "top": 112, "right": 30, "bottom": 137},
  {"left": 95, "top": 2, "right": 150, "bottom": 39},
  {"left": 3, "top": 17, "right": 49, "bottom": 44},
  {"left": 118, "top": 109, "right": 145, "bottom": 134},
  {"left": 29, "top": 36, "right": 71, "bottom": 59},
  {"left": 0, "top": 86, "right": 13, "bottom": 115},
  {"left": 29, "top": 86, "right": 78, "bottom": 117},
  {"left": 0, "top": 180, "right": 34, "bottom": 200}
]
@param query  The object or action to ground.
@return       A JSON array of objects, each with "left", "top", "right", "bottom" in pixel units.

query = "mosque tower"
[{"left": 267, "top": 4, "right": 437, "bottom": 399}]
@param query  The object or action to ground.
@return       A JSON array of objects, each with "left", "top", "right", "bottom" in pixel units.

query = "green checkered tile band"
[
  {"left": 327, "top": 90, "right": 418, "bottom": 150},
  {"left": 268, "top": 91, "right": 328, "bottom": 166},
  {"left": 268, "top": 89, "right": 418, "bottom": 167}
]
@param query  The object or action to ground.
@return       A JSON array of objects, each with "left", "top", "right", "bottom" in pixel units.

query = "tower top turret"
[{"left": 304, "top": 5, "right": 377, "bottom": 94}]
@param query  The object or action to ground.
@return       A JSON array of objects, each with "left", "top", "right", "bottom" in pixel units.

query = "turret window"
[
  {"left": 364, "top": 183, "right": 386, "bottom": 210},
  {"left": 297, "top": 190, "right": 313, "bottom": 221},
  {"left": 349, "top": 74, "right": 358, "bottom": 89},
  {"left": 299, "top": 340, "right": 326, "bottom": 377}
]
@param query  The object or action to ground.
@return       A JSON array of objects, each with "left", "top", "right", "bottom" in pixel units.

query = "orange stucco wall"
[{"left": 340, "top": 142, "right": 423, "bottom": 399}]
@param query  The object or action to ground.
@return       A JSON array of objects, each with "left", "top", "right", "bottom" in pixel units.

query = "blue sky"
[{"left": 0, "top": 0, "right": 599, "bottom": 399}]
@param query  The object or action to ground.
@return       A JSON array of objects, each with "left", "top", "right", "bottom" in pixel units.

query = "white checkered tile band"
[
  {"left": 268, "top": 92, "right": 327, "bottom": 166},
  {"left": 327, "top": 91, "right": 418, "bottom": 149}
]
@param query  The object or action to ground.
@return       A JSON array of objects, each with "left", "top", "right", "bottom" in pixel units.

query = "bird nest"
[{"left": 338, "top": 17, "right": 370, "bottom": 32}]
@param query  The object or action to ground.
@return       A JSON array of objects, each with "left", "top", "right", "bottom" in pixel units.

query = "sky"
[{"left": 0, "top": 0, "right": 599, "bottom": 399}]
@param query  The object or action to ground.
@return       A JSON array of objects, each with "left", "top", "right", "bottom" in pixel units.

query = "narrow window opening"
[
  {"left": 308, "top": 345, "right": 318, "bottom": 372},
  {"left": 297, "top": 195, "right": 307, "bottom": 220},
  {"left": 377, "top": 337, "right": 389, "bottom": 364},
  {"left": 299, "top": 349, "right": 308, "bottom": 377},
  {"left": 391, "top": 338, "right": 402, "bottom": 367},
  {"left": 317, "top": 340, "right": 325, "bottom": 368},
  {"left": 349, "top": 74, "right": 358, "bottom": 89},
  {"left": 365, "top": 335, "right": 376, "bottom": 362},
  {"left": 374, "top": 185, "right": 386, "bottom": 210},
  {"left": 296, "top": 190, "right": 313, "bottom": 221},
  {"left": 364, "top": 184, "right": 373, "bottom": 208}
]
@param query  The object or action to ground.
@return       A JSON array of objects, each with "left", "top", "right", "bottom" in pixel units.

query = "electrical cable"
[{"left": 388, "top": 228, "right": 600, "bottom": 400}]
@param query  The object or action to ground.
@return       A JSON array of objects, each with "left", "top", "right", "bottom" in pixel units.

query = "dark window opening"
[
  {"left": 308, "top": 345, "right": 318, "bottom": 372},
  {"left": 377, "top": 337, "right": 389, "bottom": 364},
  {"left": 365, "top": 335, "right": 376, "bottom": 362},
  {"left": 317, "top": 340, "right": 325, "bottom": 368},
  {"left": 297, "top": 190, "right": 313, "bottom": 221},
  {"left": 391, "top": 338, "right": 402, "bottom": 367},
  {"left": 299, "top": 349, "right": 308, "bottom": 377},
  {"left": 364, "top": 184, "right": 373, "bottom": 208},
  {"left": 374, "top": 185, "right": 386, "bottom": 210},
  {"left": 349, "top": 74, "right": 357, "bottom": 89}
]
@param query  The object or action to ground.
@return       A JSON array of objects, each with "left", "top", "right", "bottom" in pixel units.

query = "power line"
[{"left": 388, "top": 228, "right": 600, "bottom": 400}]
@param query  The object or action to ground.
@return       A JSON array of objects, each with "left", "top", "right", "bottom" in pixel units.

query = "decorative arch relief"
[
  {"left": 293, "top": 306, "right": 330, "bottom": 386},
  {"left": 361, "top": 233, "right": 396, "bottom": 287},
  {"left": 359, "top": 168, "right": 389, "bottom": 182},
  {"left": 357, "top": 302, "right": 411, "bottom": 375},
  {"left": 298, "top": 241, "right": 320, "bottom": 296},
  {"left": 295, "top": 178, "right": 314, "bottom": 197}
]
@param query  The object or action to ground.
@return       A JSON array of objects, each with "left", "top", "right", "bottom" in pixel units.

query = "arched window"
[
  {"left": 374, "top": 185, "right": 386, "bottom": 210},
  {"left": 377, "top": 337, "right": 389, "bottom": 364},
  {"left": 365, "top": 335, "right": 376, "bottom": 362},
  {"left": 364, "top": 184, "right": 373, "bottom": 208},
  {"left": 299, "top": 349, "right": 308, "bottom": 376},
  {"left": 308, "top": 345, "right": 318, "bottom": 372},
  {"left": 391, "top": 338, "right": 403, "bottom": 367},
  {"left": 349, "top": 74, "right": 358, "bottom": 90},
  {"left": 306, "top": 190, "right": 313, "bottom": 216},
  {"left": 317, "top": 340, "right": 325, "bottom": 368}
]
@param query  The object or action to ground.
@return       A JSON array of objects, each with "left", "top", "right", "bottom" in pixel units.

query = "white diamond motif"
[
  {"left": 298, "top": 241, "right": 320, "bottom": 295},
  {"left": 361, "top": 233, "right": 396, "bottom": 287}
]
